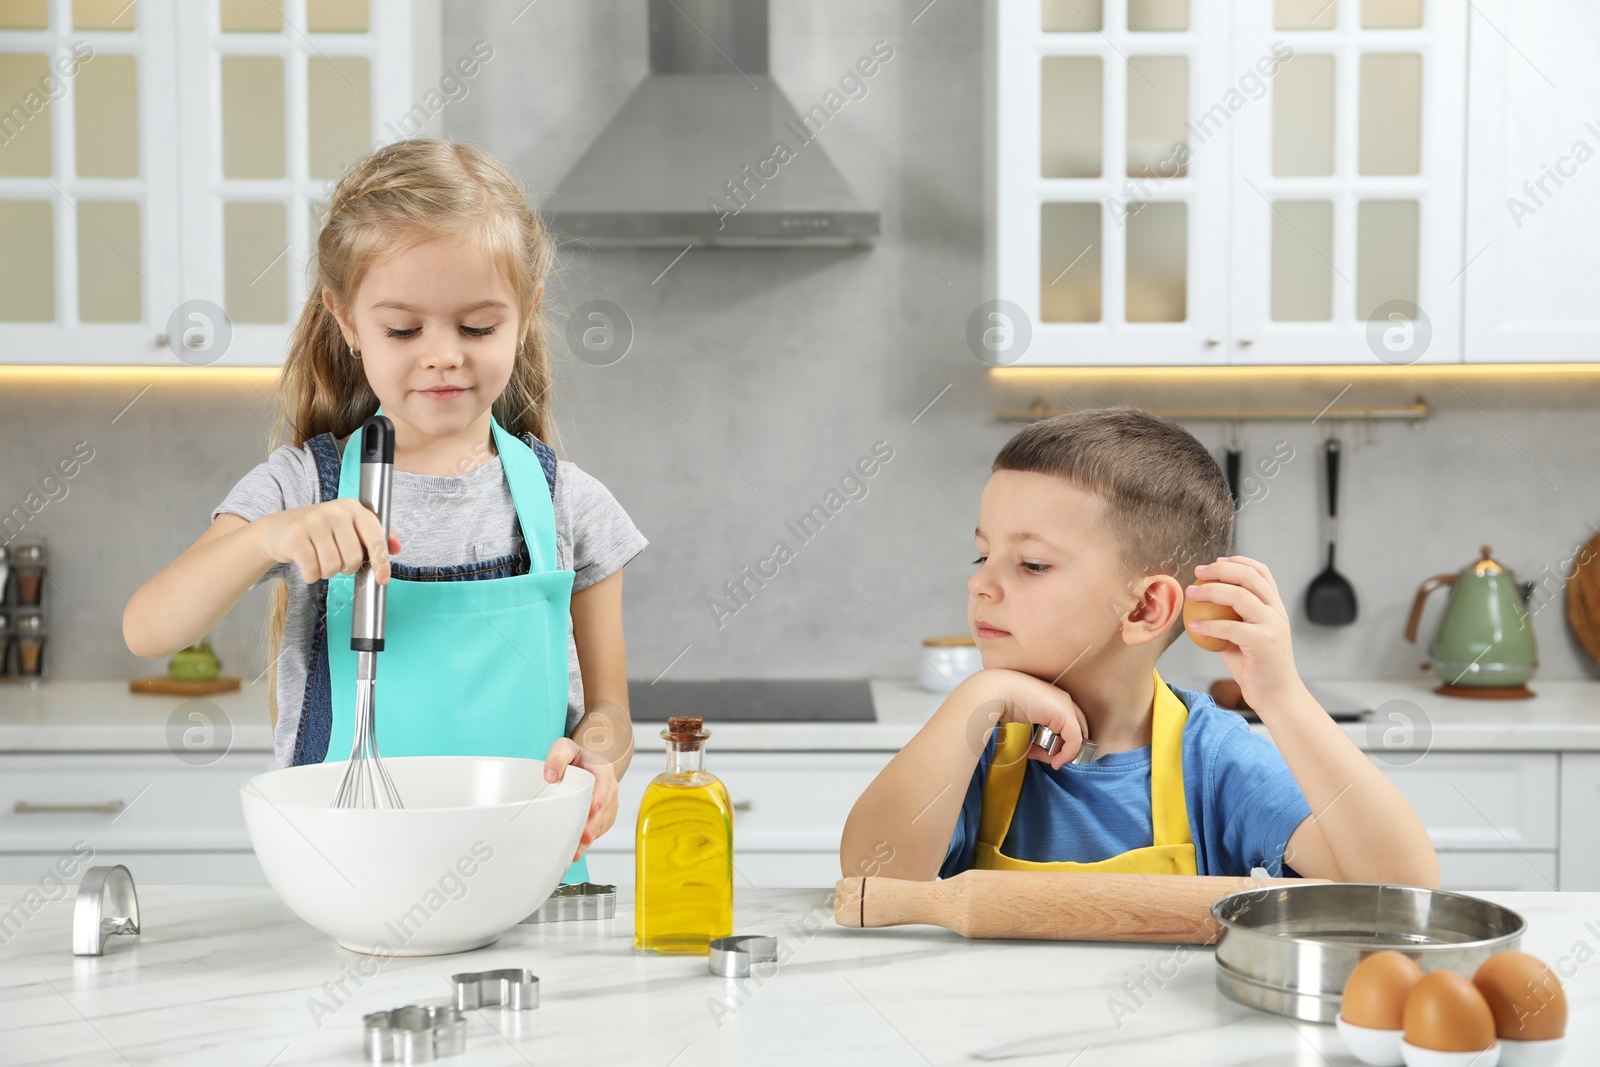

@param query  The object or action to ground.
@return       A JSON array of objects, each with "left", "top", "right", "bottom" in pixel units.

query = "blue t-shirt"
[{"left": 938, "top": 679, "right": 1312, "bottom": 879}]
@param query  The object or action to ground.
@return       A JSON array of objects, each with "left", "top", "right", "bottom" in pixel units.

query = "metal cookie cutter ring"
[
  {"left": 708, "top": 935, "right": 780, "bottom": 979},
  {"left": 363, "top": 1004, "right": 466, "bottom": 1063},
  {"left": 1031, "top": 724, "right": 1098, "bottom": 765},
  {"left": 450, "top": 967, "right": 539, "bottom": 1011},
  {"left": 521, "top": 881, "right": 616, "bottom": 923},
  {"left": 73, "top": 865, "right": 140, "bottom": 957}
]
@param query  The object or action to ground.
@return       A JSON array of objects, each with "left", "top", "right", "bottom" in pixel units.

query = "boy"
[{"left": 841, "top": 407, "right": 1438, "bottom": 885}]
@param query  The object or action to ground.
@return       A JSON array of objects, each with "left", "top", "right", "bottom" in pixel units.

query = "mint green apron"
[{"left": 325, "top": 412, "right": 588, "bottom": 884}]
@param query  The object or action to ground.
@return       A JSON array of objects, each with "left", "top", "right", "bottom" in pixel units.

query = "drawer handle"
[
  {"left": 14, "top": 800, "right": 126, "bottom": 815},
  {"left": 732, "top": 800, "right": 753, "bottom": 813}
]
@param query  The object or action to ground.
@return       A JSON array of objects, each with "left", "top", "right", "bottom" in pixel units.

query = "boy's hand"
[
  {"left": 1185, "top": 555, "right": 1307, "bottom": 714},
  {"left": 965, "top": 668, "right": 1091, "bottom": 770},
  {"left": 543, "top": 738, "right": 619, "bottom": 863}
]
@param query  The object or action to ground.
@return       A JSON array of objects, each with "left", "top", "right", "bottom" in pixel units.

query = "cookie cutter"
[
  {"left": 708, "top": 935, "right": 780, "bottom": 979},
  {"left": 363, "top": 1004, "right": 466, "bottom": 1063},
  {"left": 73, "top": 865, "right": 140, "bottom": 957},
  {"left": 520, "top": 881, "right": 616, "bottom": 923},
  {"left": 450, "top": 967, "right": 539, "bottom": 1011},
  {"left": 1032, "top": 724, "right": 1098, "bottom": 765}
]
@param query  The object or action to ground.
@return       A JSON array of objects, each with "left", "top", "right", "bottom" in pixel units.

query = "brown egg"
[
  {"left": 1183, "top": 579, "right": 1241, "bottom": 653},
  {"left": 1403, "top": 970, "right": 1498, "bottom": 1052},
  {"left": 1473, "top": 951, "right": 1567, "bottom": 1041},
  {"left": 1342, "top": 951, "right": 1424, "bottom": 1030}
]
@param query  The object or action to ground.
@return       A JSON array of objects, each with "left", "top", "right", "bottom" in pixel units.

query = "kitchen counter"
[
  {"left": 2, "top": 882, "right": 1597, "bottom": 1065},
  {"left": 2, "top": 676, "right": 1599, "bottom": 753}
]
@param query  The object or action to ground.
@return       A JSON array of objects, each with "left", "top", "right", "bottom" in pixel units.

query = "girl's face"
[{"left": 325, "top": 236, "right": 525, "bottom": 444}]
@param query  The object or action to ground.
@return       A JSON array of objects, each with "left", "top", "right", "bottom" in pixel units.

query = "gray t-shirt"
[{"left": 214, "top": 439, "right": 647, "bottom": 768}]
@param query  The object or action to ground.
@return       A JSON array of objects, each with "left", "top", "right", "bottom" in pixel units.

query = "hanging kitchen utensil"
[
  {"left": 1406, "top": 545, "right": 1538, "bottom": 698},
  {"left": 1305, "top": 437, "right": 1358, "bottom": 625},
  {"left": 1224, "top": 442, "right": 1242, "bottom": 552},
  {"left": 332, "top": 414, "right": 404, "bottom": 810}
]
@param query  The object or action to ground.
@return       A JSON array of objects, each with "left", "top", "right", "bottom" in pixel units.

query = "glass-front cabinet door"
[
  {"left": 0, "top": 0, "right": 180, "bottom": 363},
  {"left": 988, "top": 0, "right": 1467, "bottom": 367},
  {"left": 991, "top": 0, "right": 1233, "bottom": 366},
  {"left": 0, "top": 0, "right": 412, "bottom": 366},
  {"left": 1228, "top": 0, "right": 1465, "bottom": 365},
  {"left": 177, "top": 0, "right": 412, "bottom": 366}
]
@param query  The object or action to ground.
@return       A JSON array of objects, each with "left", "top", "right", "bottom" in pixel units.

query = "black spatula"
[{"left": 1305, "top": 438, "right": 1357, "bottom": 625}]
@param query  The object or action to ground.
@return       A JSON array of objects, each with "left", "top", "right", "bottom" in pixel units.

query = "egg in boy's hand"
[{"left": 1182, "top": 556, "right": 1306, "bottom": 715}]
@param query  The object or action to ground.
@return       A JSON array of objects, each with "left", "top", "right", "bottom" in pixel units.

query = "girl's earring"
[{"left": 349, "top": 342, "right": 360, "bottom": 361}]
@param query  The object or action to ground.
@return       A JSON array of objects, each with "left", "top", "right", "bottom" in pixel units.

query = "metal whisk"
[{"left": 332, "top": 414, "right": 404, "bottom": 810}]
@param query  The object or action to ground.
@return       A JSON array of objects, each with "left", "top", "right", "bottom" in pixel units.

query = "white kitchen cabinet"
[
  {"left": 0, "top": 751, "right": 275, "bottom": 884},
  {"left": 1436, "top": 850, "right": 1558, "bottom": 892},
  {"left": 987, "top": 0, "right": 1466, "bottom": 366},
  {"left": 0, "top": 0, "right": 417, "bottom": 366},
  {"left": 1378, "top": 752, "right": 1558, "bottom": 852},
  {"left": 1462, "top": 0, "right": 1600, "bottom": 362},
  {"left": 1559, "top": 754, "right": 1600, "bottom": 891}
]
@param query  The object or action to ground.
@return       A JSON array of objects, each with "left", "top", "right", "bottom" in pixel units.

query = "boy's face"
[
  {"left": 968, "top": 470, "right": 1155, "bottom": 681},
  {"left": 326, "top": 236, "right": 523, "bottom": 443}
]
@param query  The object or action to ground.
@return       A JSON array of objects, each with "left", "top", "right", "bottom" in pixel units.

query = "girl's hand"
[
  {"left": 256, "top": 500, "right": 402, "bottom": 584},
  {"left": 543, "top": 738, "right": 619, "bottom": 863},
  {"left": 1185, "top": 556, "right": 1307, "bottom": 715}
]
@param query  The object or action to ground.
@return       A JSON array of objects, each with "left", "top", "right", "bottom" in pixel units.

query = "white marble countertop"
[
  {"left": 2, "top": 882, "right": 1596, "bottom": 1065},
  {"left": 1, "top": 676, "right": 1598, "bottom": 754}
]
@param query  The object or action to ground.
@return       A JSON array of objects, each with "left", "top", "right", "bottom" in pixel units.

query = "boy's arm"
[
  {"left": 839, "top": 669, "right": 1088, "bottom": 882},
  {"left": 1184, "top": 556, "right": 1440, "bottom": 888}
]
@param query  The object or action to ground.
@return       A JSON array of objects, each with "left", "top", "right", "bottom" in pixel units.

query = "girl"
[{"left": 123, "top": 139, "right": 646, "bottom": 884}]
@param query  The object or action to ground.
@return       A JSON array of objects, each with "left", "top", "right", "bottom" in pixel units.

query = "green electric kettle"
[{"left": 1404, "top": 545, "right": 1538, "bottom": 693}]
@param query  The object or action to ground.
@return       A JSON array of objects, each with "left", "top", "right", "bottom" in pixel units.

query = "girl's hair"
[{"left": 265, "top": 138, "right": 560, "bottom": 730}]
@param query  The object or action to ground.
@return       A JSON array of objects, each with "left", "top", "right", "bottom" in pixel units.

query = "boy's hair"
[
  {"left": 265, "top": 138, "right": 560, "bottom": 728},
  {"left": 992, "top": 406, "right": 1234, "bottom": 650}
]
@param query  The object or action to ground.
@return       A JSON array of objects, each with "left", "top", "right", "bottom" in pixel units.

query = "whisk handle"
[{"left": 352, "top": 415, "right": 394, "bottom": 653}]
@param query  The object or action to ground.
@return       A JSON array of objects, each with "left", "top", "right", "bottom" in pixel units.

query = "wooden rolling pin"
[{"left": 834, "top": 869, "right": 1322, "bottom": 944}]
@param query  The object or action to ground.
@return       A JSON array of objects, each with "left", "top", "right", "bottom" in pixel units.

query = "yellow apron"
[{"left": 973, "top": 668, "right": 1198, "bottom": 875}]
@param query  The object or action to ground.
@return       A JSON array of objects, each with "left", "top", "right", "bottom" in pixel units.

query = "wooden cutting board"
[
  {"left": 1567, "top": 531, "right": 1600, "bottom": 669},
  {"left": 835, "top": 869, "right": 1321, "bottom": 944},
  {"left": 129, "top": 676, "right": 241, "bottom": 696}
]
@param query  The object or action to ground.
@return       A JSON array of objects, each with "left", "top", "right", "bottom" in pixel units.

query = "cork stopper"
[{"left": 662, "top": 716, "right": 709, "bottom": 745}]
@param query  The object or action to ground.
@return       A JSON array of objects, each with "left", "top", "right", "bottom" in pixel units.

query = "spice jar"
[
  {"left": 12, "top": 612, "right": 45, "bottom": 678},
  {"left": 13, "top": 542, "right": 44, "bottom": 607}
]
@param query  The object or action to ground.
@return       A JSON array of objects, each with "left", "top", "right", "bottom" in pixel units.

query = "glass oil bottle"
[{"left": 634, "top": 715, "right": 733, "bottom": 954}]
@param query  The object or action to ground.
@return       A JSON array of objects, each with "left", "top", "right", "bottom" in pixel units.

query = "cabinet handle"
[
  {"left": 732, "top": 800, "right": 753, "bottom": 812},
  {"left": 14, "top": 800, "right": 126, "bottom": 815},
  {"left": 1238, "top": 334, "right": 1256, "bottom": 347},
  {"left": 1205, "top": 334, "right": 1222, "bottom": 346}
]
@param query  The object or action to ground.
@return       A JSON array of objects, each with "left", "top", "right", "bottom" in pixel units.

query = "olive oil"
[{"left": 634, "top": 716, "right": 733, "bottom": 955}]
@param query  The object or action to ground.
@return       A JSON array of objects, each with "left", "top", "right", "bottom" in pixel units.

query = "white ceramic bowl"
[
  {"left": 1337, "top": 1015, "right": 1405, "bottom": 1066},
  {"left": 1400, "top": 1039, "right": 1501, "bottom": 1067},
  {"left": 917, "top": 644, "right": 984, "bottom": 692},
  {"left": 241, "top": 755, "right": 592, "bottom": 956}
]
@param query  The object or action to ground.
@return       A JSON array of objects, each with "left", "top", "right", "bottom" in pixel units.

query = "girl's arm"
[
  {"left": 544, "top": 567, "right": 633, "bottom": 863},
  {"left": 568, "top": 568, "right": 634, "bottom": 781},
  {"left": 123, "top": 514, "right": 276, "bottom": 659},
  {"left": 123, "top": 500, "right": 397, "bottom": 660}
]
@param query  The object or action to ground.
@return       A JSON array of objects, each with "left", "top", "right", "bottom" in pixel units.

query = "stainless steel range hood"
[{"left": 541, "top": 0, "right": 881, "bottom": 248}]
